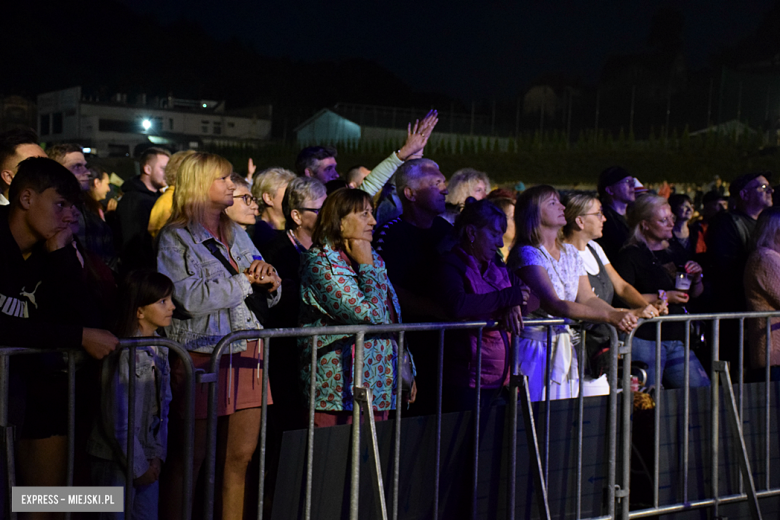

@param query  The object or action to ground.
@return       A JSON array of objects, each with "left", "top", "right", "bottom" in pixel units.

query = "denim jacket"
[
  {"left": 87, "top": 342, "right": 172, "bottom": 479},
  {"left": 157, "top": 222, "right": 280, "bottom": 354}
]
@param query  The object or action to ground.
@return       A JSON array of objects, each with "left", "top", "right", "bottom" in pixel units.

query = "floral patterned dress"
[
  {"left": 508, "top": 243, "right": 586, "bottom": 401},
  {"left": 299, "top": 243, "right": 403, "bottom": 412}
]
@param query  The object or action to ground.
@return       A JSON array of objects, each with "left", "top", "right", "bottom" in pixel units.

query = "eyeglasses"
[
  {"left": 753, "top": 184, "right": 774, "bottom": 193},
  {"left": 298, "top": 207, "right": 322, "bottom": 214},
  {"left": 233, "top": 194, "right": 258, "bottom": 205},
  {"left": 655, "top": 217, "right": 675, "bottom": 225},
  {"left": 581, "top": 211, "right": 604, "bottom": 218}
]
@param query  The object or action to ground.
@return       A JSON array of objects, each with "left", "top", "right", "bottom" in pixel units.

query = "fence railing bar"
[
  {"left": 606, "top": 326, "right": 619, "bottom": 519},
  {"left": 126, "top": 345, "right": 136, "bottom": 516},
  {"left": 304, "top": 334, "right": 318, "bottom": 520},
  {"left": 507, "top": 335, "right": 520, "bottom": 520},
  {"left": 66, "top": 352, "right": 76, "bottom": 489},
  {"left": 258, "top": 337, "right": 271, "bottom": 520},
  {"left": 711, "top": 318, "right": 721, "bottom": 518},
  {"left": 434, "top": 328, "right": 444, "bottom": 520},
  {"left": 765, "top": 316, "right": 771, "bottom": 492},
  {"left": 1, "top": 354, "right": 17, "bottom": 520},
  {"left": 471, "top": 328, "right": 484, "bottom": 520},
  {"left": 621, "top": 330, "right": 636, "bottom": 520},
  {"left": 683, "top": 321, "right": 690, "bottom": 505},
  {"left": 350, "top": 332, "right": 365, "bottom": 520},
  {"left": 576, "top": 327, "right": 585, "bottom": 520},
  {"left": 544, "top": 325, "right": 552, "bottom": 488},
  {"left": 653, "top": 322, "right": 661, "bottom": 509},
  {"left": 392, "top": 331, "right": 405, "bottom": 520},
  {"left": 739, "top": 317, "right": 745, "bottom": 495}
]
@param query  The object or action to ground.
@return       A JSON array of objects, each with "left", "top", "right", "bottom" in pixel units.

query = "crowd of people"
[{"left": 1, "top": 110, "right": 778, "bottom": 518}]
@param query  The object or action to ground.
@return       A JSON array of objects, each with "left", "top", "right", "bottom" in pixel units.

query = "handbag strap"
[{"left": 203, "top": 238, "right": 239, "bottom": 276}]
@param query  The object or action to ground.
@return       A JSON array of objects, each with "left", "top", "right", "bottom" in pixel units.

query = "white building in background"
[{"left": 37, "top": 86, "right": 272, "bottom": 157}]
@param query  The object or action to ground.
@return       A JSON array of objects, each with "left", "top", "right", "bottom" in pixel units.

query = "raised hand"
[
  {"left": 246, "top": 158, "right": 256, "bottom": 182},
  {"left": 398, "top": 110, "right": 439, "bottom": 160}
]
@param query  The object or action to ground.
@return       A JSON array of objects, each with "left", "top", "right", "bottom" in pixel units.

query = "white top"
[
  {"left": 578, "top": 240, "right": 611, "bottom": 276},
  {"left": 509, "top": 243, "right": 585, "bottom": 310}
]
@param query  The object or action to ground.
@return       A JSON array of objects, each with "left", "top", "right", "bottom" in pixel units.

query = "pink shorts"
[{"left": 171, "top": 340, "right": 272, "bottom": 420}]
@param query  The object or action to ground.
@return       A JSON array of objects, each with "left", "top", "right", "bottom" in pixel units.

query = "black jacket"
[
  {"left": 0, "top": 206, "right": 83, "bottom": 348},
  {"left": 116, "top": 176, "right": 161, "bottom": 271}
]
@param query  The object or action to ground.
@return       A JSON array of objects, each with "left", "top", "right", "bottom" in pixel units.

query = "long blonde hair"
[
  {"left": 166, "top": 152, "right": 234, "bottom": 241},
  {"left": 563, "top": 193, "right": 598, "bottom": 238}
]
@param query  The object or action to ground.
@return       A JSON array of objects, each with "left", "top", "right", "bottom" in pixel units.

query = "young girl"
[{"left": 87, "top": 270, "right": 175, "bottom": 520}]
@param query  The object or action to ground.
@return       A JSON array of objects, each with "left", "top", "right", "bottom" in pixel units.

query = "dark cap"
[
  {"left": 729, "top": 171, "right": 772, "bottom": 196},
  {"left": 702, "top": 190, "right": 726, "bottom": 206},
  {"left": 598, "top": 166, "right": 631, "bottom": 196}
]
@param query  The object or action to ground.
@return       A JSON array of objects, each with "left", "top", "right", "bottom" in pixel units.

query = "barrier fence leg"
[
  {"left": 471, "top": 328, "right": 483, "bottom": 520},
  {"left": 507, "top": 336, "right": 520, "bottom": 520},
  {"left": 715, "top": 361, "right": 763, "bottom": 520},
  {"left": 519, "top": 375, "right": 551, "bottom": 520},
  {"left": 258, "top": 337, "right": 270, "bottom": 520},
  {"left": 711, "top": 319, "right": 720, "bottom": 519},
  {"left": 127, "top": 346, "right": 137, "bottom": 517},
  {"left": 392, "top": 332, "right": 405, "bottom": 520},
  {"left": 356, "top": 387, "right": 389, "bottom": 520},
  {"left": 434, "top": 328, "right": 444, "bottom": 520},
  {"left": 0, "top": 355, "right": 17, "bottom": 520},
  {"left": 619, "top": 337, "right": 634, "bottom": 520},
  {"left": 607, "top": 326, "right": 619, "bottom": 519},
  {"left": 350, "top": 332, "right": 364, "bottom": 520},
  {"left": 304, "top": 335, "right": 319, "bottom": 520}
]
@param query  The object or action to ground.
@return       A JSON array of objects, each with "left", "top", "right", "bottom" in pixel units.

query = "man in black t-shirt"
[
  {"left": 596, "top": 166, "right": 636, "bottom": 262},
  {"left": 373, "top": 158, "right": 454, "bottom": 415}
]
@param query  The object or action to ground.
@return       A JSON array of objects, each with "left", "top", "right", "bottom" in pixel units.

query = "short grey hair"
[
  {"left": 395, "top": 158, "right": 440, "bottom": 202},
  {"left": 283, "top": 176, "right": 327, "bottom": 229},
  {"left": 230, "top": 172, "right": 250, "bottom": 191},
  {"left": 445, "top": 168, "right": 491, "bottom": 206},
  {"left": 251, "top": 167, "right": 296, "bottom": 210}
]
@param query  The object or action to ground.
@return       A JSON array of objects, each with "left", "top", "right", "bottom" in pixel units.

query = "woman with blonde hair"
[
  {"left": 442, "top": 168, "right": 491, "bottom": 224},
  {"left": 563, "top": 193, "right": 663, "bottom": 374},
  {"left": 744, "top": 207, "right": 780, "bottom": 381},
  {"left": 157, "top": 152, "right": 281, "bottom": 520},
  {"left": 613, "top": 194, "right": 709, "bottom": 389},
  {"left": 251, "top": 166, "right": 296, "bottom": 247},
  {"left": 508, "top": 185, "right": 638, "bottom": 400}
]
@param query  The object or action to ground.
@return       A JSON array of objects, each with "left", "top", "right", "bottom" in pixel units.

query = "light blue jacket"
[
  {"left": 157, "top": 222, "right": 280, "bottom": 354},
  {"left": 87, "top": 343, "right": 172, "bottom": 479}
]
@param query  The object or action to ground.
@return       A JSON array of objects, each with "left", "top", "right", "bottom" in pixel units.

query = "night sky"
[{"left": 117, "top": 0, "right": 776, "bottom": 101}]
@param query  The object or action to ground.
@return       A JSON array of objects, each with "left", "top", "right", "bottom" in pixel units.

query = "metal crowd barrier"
[
  {"left": 0, "top": 338, "right": 195, "bottom": 520},
  {"left": 11, "top": 312, "right": 780, "bottom": 519},
  {"left": 203, "top": 318, "right": 621, "bottom": 520},
  {"left": 621, "top": 311, "right": 780, "bottom": 520}
]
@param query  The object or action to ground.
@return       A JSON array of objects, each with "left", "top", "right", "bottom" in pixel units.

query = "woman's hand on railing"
[
  {"left": 631, "top": 304, "right": 660, "bottom": 320},
  {"left": 608, "top": 309, "right": 638, "bottom": 333},
  {"left": 500, "top": 305, "right": 524, "bottom": 335},
  {"left": 652, "top": 298, "right": 670, "bottom": 315}
]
